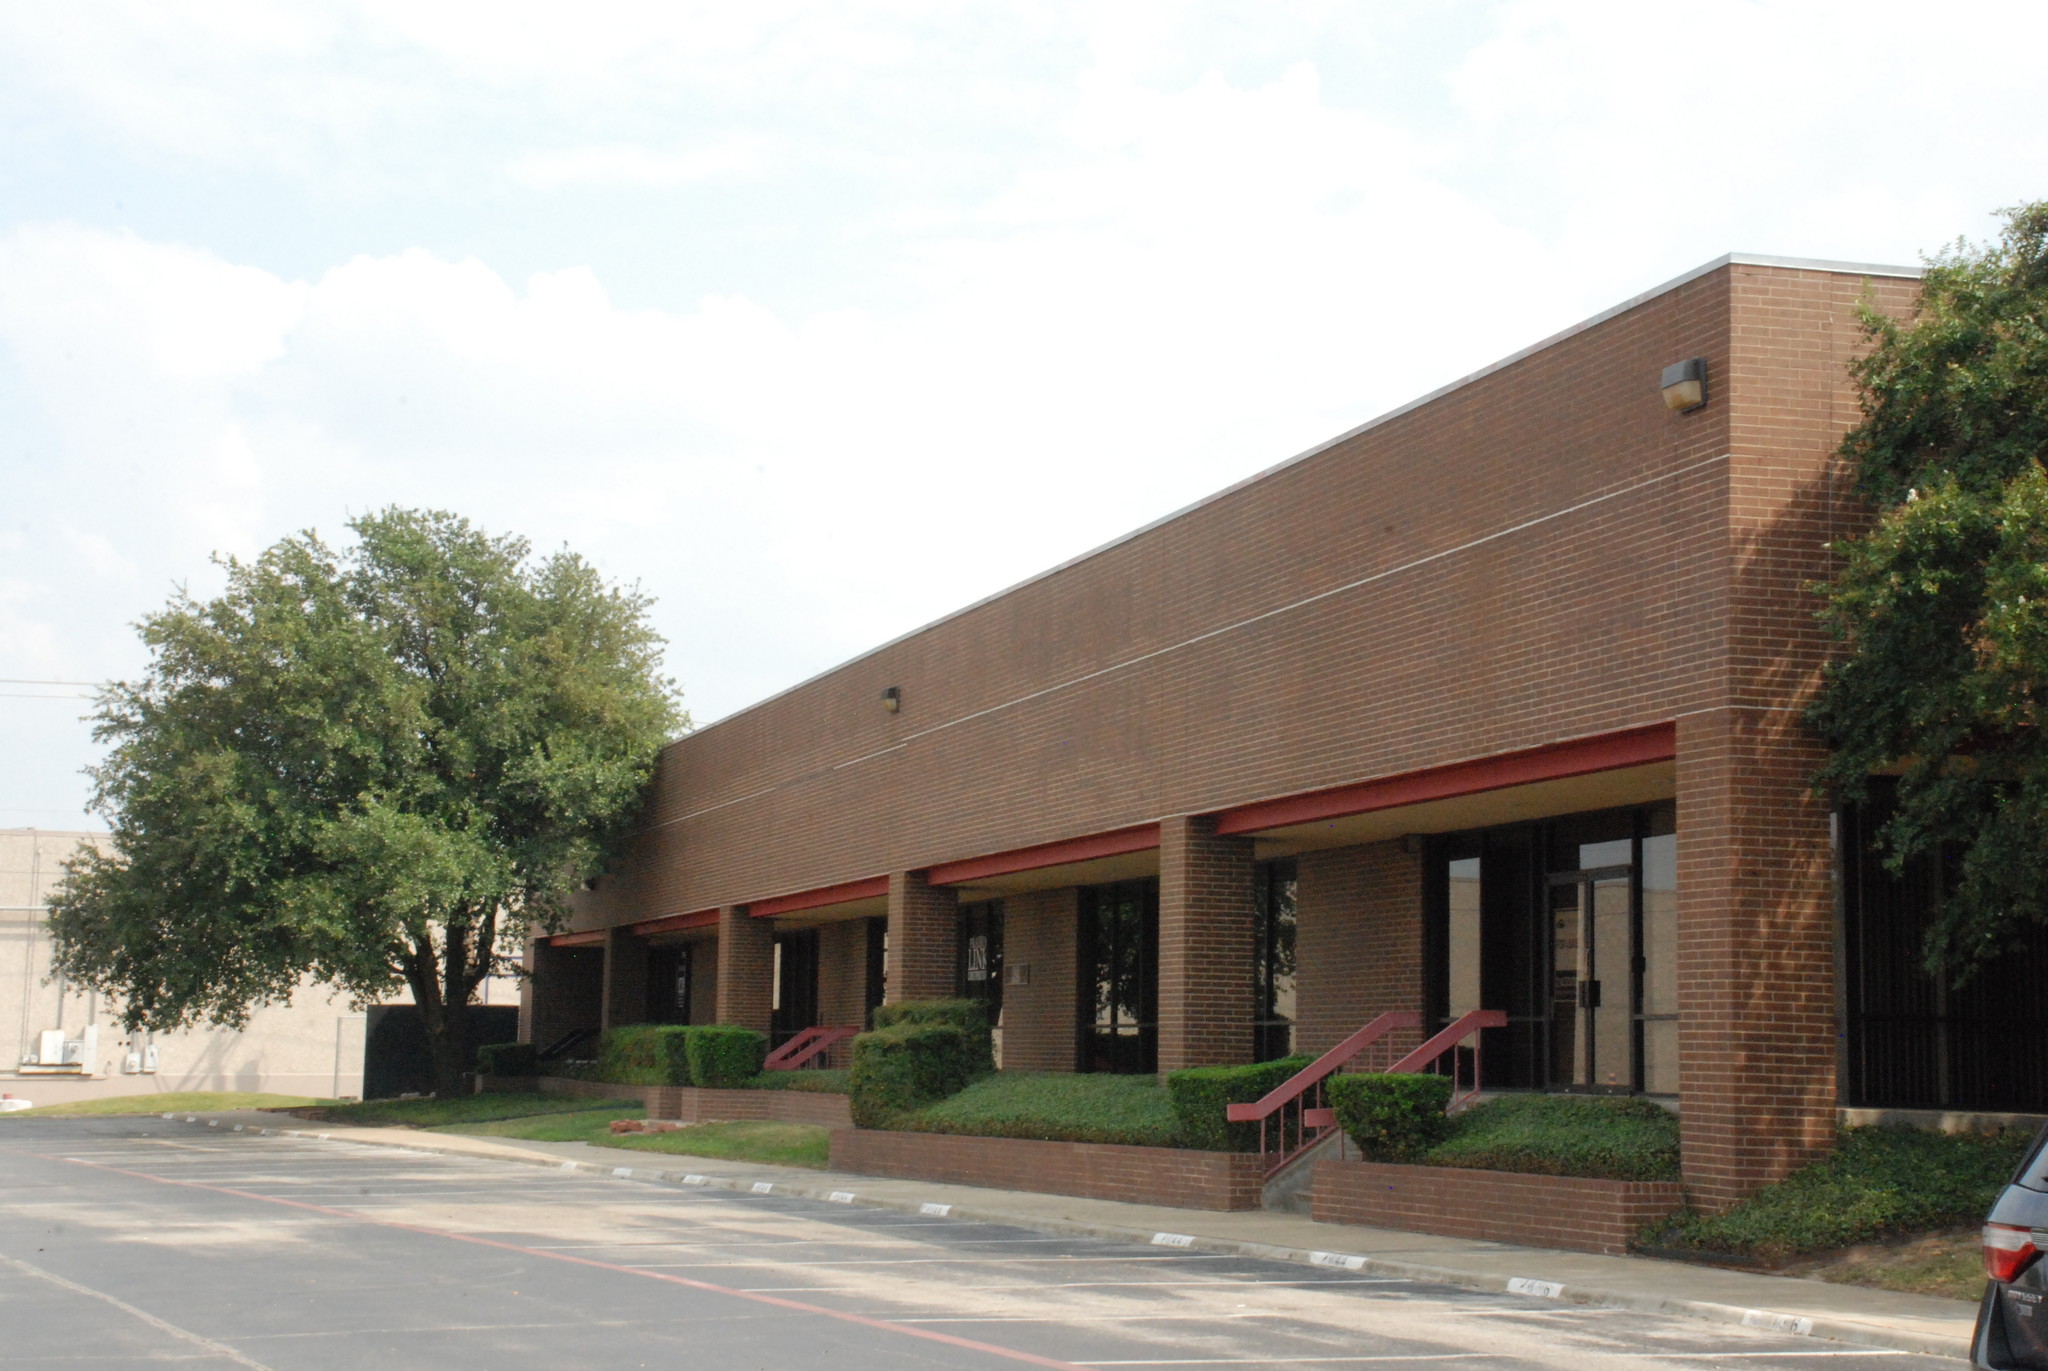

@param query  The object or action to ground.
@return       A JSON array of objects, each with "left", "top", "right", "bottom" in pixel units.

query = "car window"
[{"left": 2016, "top": 1121, "right": 2048, "bottom": 1190}]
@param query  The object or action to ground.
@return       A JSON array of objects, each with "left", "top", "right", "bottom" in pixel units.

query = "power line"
[{"left": 0, "top": 678, "right": 100, "bottom": 686}]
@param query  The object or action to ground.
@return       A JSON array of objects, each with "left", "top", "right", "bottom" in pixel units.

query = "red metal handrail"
[
  {"left": 763, "top": 1024, "right": 860, "bottom": 1072},
  {"left": 1387, "top": 1008, "right": 1509, "bottom": 1111},
  {"left": 1224, "top": 1011, "right": 1420, "bottom": 1178}
]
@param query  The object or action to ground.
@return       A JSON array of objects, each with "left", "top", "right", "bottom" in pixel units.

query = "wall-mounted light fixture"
[
  {"left": 881, "top": 686, "right": 901, "bottom": 713},
  {"left": 1660, "top": 357, "right": 1709, "bottom": 412}
]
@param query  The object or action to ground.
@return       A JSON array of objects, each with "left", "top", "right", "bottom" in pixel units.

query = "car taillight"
[{"left": 1984, "top": 1223, "right": 2039, "bottom": 1283}]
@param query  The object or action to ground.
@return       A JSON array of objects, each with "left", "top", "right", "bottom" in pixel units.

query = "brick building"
[{"left": 528, "top": 253, "right": 2048, "bottom": 1207}]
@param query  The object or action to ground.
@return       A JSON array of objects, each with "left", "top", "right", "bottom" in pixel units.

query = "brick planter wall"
[
  {"left": 830, "top": 1130, "right": 1264, "bottom": 1211},
  {"left": 478, "top": 1074, "right": 649, "bottom": 1103},
  {"left": 479, "top": 1075, "right": 850, "bottom": 1127},
  {"left": 645, "top": 1087, "right": 853, "bottom": 1128},
  {"left": 1312, "top": 1158, "right": 1684, "bottom": 1255}
]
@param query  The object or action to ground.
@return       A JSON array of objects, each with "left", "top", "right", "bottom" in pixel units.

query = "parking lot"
[{"left": 0, "top": 1117, "right": 1960, "bottom": 1370}]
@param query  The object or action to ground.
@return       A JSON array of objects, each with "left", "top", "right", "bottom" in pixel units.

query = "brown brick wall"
[
  {"left": 887, "top": 871, "right": 957, "bottom": 1003},
  {"left": 1294, "top": 842, "right": 1425, "bottom": 1059},
  {"left": 716, "top": 906, "right": 772, "bottom": 1032},
  {"left": 1675, "top": 708, "right": 1839, "bottom": 1209},
  {"left": 830, "top": 1129, "right": 1265, "bottom": 1210},
  {"left": 646, "top": 1086, "right": 853, "bottom": 1128},
  {"left": 1158, "top": 816, "right": 1257, "bottom": 1069},
  {"left": 528, "top": 942, "right": 603, "bottom": 1050},
  {"left": 1312, "top": 1158, "right": 1683, "bottom": 1255},
  {"left": 1000, "top": 887, "right": 1080, "bottom": 1071},
  {"left": 815, "top": 919, "right": 872, "bottom": 1067},
  {"left": 601, "top": 928, "right": 649, "bottom": 1032},
  {"left": 581, "top": 266, "right": 1739, "bottom": 921}
]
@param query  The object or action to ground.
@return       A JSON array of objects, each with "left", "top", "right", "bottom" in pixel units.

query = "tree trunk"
[{"left": 403, "top": 925, "right": 481, "bottom": 1099}]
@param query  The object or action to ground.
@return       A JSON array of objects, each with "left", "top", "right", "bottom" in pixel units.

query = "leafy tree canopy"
[
  {"left": 1812, "top": 202, "right": 2048, "bottom": 977},
  {"left": 49, "top": 508, "right": 683, "bottom": 1092}
]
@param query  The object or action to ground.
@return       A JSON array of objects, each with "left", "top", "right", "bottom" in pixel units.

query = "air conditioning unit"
[{"left": 22, "top": 1025, "right": 98, "bottom": 1073}]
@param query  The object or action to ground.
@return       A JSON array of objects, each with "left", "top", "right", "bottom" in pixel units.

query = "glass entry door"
[{"left": 1547, "top": 866, "right": 1633, "bottom": 1091}]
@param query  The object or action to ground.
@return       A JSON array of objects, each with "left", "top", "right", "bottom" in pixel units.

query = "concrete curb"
[{"left": 180, "top": 1113, "right": 1969, "bottom": 1362}]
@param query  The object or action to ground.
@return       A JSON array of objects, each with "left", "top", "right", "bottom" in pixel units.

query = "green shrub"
[
  {"left": 474, "top": 1041, "right": 538, "bottom": 1077},
  {"left": 1425, "top": 1093, "right": 1678, "bottom": 1181},
  {"left": 1327, "top": 1072, "right": 1453, "bottom": 1161},
  {"left": 872, "top": 999, "right": 995, "bottom": 1074},
  {"left": 686, "top": 1025, "right": 768, "bottom": 1089},
  {"left": 904, "top": 1071, "right": 1180, "bottom": 1146},
  {"left": 655, "top": 1027, "right": 694, "bottom": 1086},
  {"left": 1650, "top": 1125, "right": 2035, "bottom": 1260},
  {"left": 1166, "top": 1057, "right": 1312, "bottom": 1152},
  {"left": 849, "top": 1022, "right": 975, "bottom": 1128},
  {"left": 597, "top": 1026, "right": 662, "bottom": 1085}
]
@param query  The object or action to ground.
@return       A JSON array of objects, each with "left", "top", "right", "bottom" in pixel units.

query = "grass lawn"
[
  {"left": 599, "top": 1121, "right": 830, "bottom": 1169},
  {"left": 435, "top": 1107, "right": 640, "bottom": 1143},
  {"left": 1424, "top": 1093, "right": 1680, "bottom": 1181},
  {"left": 1779, "top": 1227, "right": 1986, "bottom": 1302},
  {"left": 0, "top": 1091, "right": 325, "bottom": 1118},
  {"left": 308, "top": 1092, "right": 641, "bottom": 1129},
  {"left": 903, "top": 1071, "right": 1180, "bottom": 1147}
]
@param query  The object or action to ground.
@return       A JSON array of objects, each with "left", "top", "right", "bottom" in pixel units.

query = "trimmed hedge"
[
  {"left": 872, "top": 999, "right": 995, "bottom": 1074},
  {"left": 1327, "top": 1072, "right": 1453, "bottom": 1161},
  {"left": 687, "top": 1025, "right": 769, "bottom": 1089},
  {"left": 1426, "top": 1093, "right": 1678, "bottom": 1181},
  {"left": 597, "top": 1025, "right": 693, "bottom": 1086},
  {"left": 1167, "top": 1056, "right": 1312, "bottom": 1152},
  {"left": 475, "top": 1041, "right": 538, "bottom": 1077},
  {"left": 850, "top": 1021, "right": 976, "bottom": 1128}
]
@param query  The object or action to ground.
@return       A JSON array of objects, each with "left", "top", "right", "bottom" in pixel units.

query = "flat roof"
[{"left": 677, "top": 251, "right": 1921, "bottom": 747}]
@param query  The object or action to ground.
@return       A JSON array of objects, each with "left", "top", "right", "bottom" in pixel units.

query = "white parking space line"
[
  {"left": 0, "top": 1249, "right": 279, "bottom": 1370},
  {"left": 1077, "top": 1359, "right": 1476, "bottom": 1366}
]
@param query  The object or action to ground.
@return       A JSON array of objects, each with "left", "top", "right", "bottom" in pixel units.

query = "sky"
[{"left": 3, "top": 1, "right": 2045, "bottom": 833}]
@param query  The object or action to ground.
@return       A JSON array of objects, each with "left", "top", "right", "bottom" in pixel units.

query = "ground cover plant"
[
  {"left": 0, "top": 1091, "right": 324, "bottom": 1118},
  {"left": 900, "top": 1071, "right": 1180, "bottom": 1147},
  {"left": 748, "top": 1069, "right": 851, "bottom": 1093},
  {"left": 1424, "top": 1093, "right": 1680, "bottom": 1181},
  {"left": 599, "top": 1121, "right": 830, "bottom": 1169},
  {"left": 1647, "top": 1125, "right": 2033, "bottom": 1263},
  {"left": 309, "top": 1091, "right": 639, "bottom": 1128}
]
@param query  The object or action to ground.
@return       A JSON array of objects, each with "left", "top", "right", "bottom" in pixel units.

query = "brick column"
[
  {"left": 527, "top": 940, "right": 603, "bottom": 1050},
  {"left": 600, "top": 927, "right": 649, "bottom": 1032},
  {"left": 885, "top": 871, "right": 957, "bottom": 1003},
  {"left": 715, "top": 906, "right": 773, "bottom": 1032},
  {"left": 1157, "top": 814, "right": 1258, "bottom": 1071},
  {"left": 1677, "top": 706, "right": 1838, "bottom": 1211},
  {"left": 516, "top": 937, "right": 539, "bottom": 1044},
  {"left": 1293, "top": 840, "right": 1425, "bottom": 1058}
]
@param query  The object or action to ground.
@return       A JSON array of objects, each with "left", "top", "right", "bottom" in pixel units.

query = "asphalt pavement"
[{"left": 0, "top": 1115, "right": 1967, "bottom": 1370}]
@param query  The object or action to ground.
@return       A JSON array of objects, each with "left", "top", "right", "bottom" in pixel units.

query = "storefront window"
[
  {"left": 1425, "top": 801, "right": 1678, "bottom": 1096},
  {"left": 1253, "top": 861, "right": 1297, "bottom": 1061},
  {"left": 1080, "top": 878, "right": 1157, "bottom": 1073}
]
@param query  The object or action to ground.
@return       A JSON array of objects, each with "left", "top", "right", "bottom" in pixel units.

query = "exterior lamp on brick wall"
[
  {"left": 881, "top": 686, "right": 901, "bottom": 713},
  {"left": 1660, "top": 357, "right": 1708, "bottom": 412}
]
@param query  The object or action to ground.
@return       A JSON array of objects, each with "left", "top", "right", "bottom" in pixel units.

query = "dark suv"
[{"left": 1976, "top": 1123, "right": 2048, "bottom": 1369}]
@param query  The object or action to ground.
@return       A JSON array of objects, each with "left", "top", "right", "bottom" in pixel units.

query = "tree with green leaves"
[
  {"left": 49, "top": 508, "right": 683, "bottom": 1095},
  {"left": 1812, "top": 201, "right": 2048, "bottom": 978}
]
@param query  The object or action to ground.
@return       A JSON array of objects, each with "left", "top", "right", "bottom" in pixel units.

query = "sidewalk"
[{"left": 182, "top": 1109, "right": 1973, "bottom": 1361}]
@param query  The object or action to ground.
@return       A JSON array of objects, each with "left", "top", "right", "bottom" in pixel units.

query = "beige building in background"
[{"left": 2, "top": 828, "right": 369, "bottom": 1105}]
